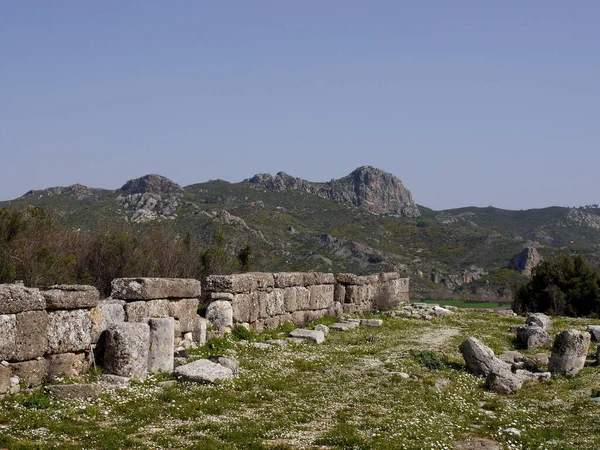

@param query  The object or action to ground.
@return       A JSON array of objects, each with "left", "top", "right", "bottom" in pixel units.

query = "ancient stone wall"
[{"left": 205, "top": 272, "right": 409, "bottom": 331}]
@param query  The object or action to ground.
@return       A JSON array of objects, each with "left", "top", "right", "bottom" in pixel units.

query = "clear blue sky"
[{"left": 1, "top": 1, "right": 598, "bottom": 210}]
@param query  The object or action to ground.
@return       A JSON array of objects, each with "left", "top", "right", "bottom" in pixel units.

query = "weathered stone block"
[
  {"left": 91, "top": 301, "right": 125, "bottom": 343},
  {"left": 206, "top": 273, "right": 274, "bottom": 294},
  {"left": 361, "top": 319, "right": 383, "bottom": 327},
  {"left": 273, "top": 272, "right": 305, "bottom": 288},
  {"left": 208, "top": 356, "right": 239, "bottom": 376},
  {"left": 334, "top": 284, "right": 345, "bottom": 304},
  {"left": 10, "top": 359, "right": 48, "bottom": 387},
  {"left": 265, "top": 290, "right": 285, "bottom": 316},
  {"left": 232, "top": 293, "right": 253, "bottom": 323},
  {"left": 283, "top": 287, "right": 298, "bottom": 313},
  {"left": 344, "top": 285, "right": 364, "bottom": 305},
  {"left": 47, "top": 309, "right": 92, "bottom": 354},
  {"left": 0, "top": 284, "right": 45, "bottom": 314},
  {"left": 206, "top": 301, "right": 233, "bottom": 328},
  {"left": 289, "top": 328, "right": 325, "bottom": 344},
  {"left": 0, "top": 314, "right": 16, "bottom": 361},
  {"left": 0, "top": 365, "right": 10, "bottom": 395},
  {"left": 46, "top": 383, "right": 102, "bottom": 401},
  {"left": 257, "top": 291, "right": 269, "bottom": 319},
  {"left": 526, "top": 313, "right": 551, "bottom": 331},
  {"left": 548, "top": 329, "right": 591, "bottom": 375},
  {"left": 168, "top": 298, "right": 200, "bottom": 332},
  {"left": 104, "top": 323, "right": 150, "bottom": 381},
  {"left": 148, "top": 318, "right": 174, "bottom": 373},
  {"left": 379, "top": 272, "right": 401, "bottom": 282},
  {"left": 336, "top": 273, "right": 367, "bottom": 286},
  {"left": 193, "top": 317, "right": 209, "bottom": 345},
  {"left": 46, "top": 353, "right": 87, "bottom": 381},
  {"left": 303, "top": 272, "right": 336, "bottom": 286},
  {"left": 174, "top": 359, "right": 234, "bottom": 383},
  {"left": 327, "top": 301, "right": 343, "bottom": 318},
  {"left": 309, "top": 285, "right": 334, "bottom": 310},
  {"left": 516, "top": 325, "right": 552, "bottom": 350},
  {"left": 263, "top": 316, "right": 280, "bottom": 330},
  {"left": 111, "top": 278, "right": 201, "bottom": 300},
  {"left": 295, "top": 287, "right": 310, "bottom": 310},
  {"left": 43, "top": 285, "right": 100, "bottom": 310},
  {"left": 14, "top": 311, "right": 48, "bottom": 361},
  {"left": 210, "top": 292, "right": 234, "bottom": 301},
  {"left": 459, "top": 337, "right": 509, "bottom": 378}
]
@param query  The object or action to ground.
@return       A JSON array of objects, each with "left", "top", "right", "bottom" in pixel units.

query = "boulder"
[
  {"left": 587, "top": 325, "right": 600, "bottom": 342},
  {"left": 459, "top": 337, "right": 510, "bottom": 378},
  {"left": 0, "top": 284, "right": 45, "bottom": 314},
  {"left": 103, "top": 323, "right": 150, "bottom": 381},
  {"left": 46, "top": 383, "right": 102, "bottom": 401},
  {"left": 147, "top": 318, "right": 174, "bottom": 373},
  {"left": 14, "top": 311, "right": 49, "bottom": 361},
  {"left": 516, "top": 325, "right": 552, "bottom": 350},
  {"left": 46, "top": 353, "right": 87, "bottom": 381},
  {"left": 168, "top": 299, "right": 200, "bottom": 332},
  {"left": 548, "top": 329, "right": 591, "bottom": 375},
  {"left": 498, "top": 351, "right": 524, "bottom": 364},
  {"left": 208, "top": 356, "right": 239, "bottom": 376},
  {"left": 0, "top": 314, "right": 17, "bottom": 361},
  {"left": 47, "top": 309, "right": 92, "bottom": 354},
  {"left": 90, "top": 301, "right": 125, "bottom": 343},
  {"left": 526, "top": 313, "right": 551, "bottom": 330},
  {"left": 206, "top": 300, "right": 233, "bottom": 328},
  {"left": 289, "top": 329, "right": 325, "bottom": 344},
  {"left": 314, "top": 324, "right": 330, "bottom": 335},
  {"left": 111, "top": 278, "right": 201, "bottom": 300},
  {"left": 485, "top": 366, "right": 523, "bottom": 394},
  {"left": 0, "top": 365, "right": 10, "bottom": 395},
  {"left": 43, "top": 285, "right": 100, "bottom": 310},
  {"left": 508, "top": 247, "right": 542, "bottom": 277},
  {"left": 10, "top": 359, "right": 48, "bottom": 387},
  {"left": 174, "top": 359, "right": 234, "bottom": 383}
]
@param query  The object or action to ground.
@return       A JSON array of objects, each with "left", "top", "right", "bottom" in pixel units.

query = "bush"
[{"left": 410, "top": 350, "right": 447, "bottom": 370}]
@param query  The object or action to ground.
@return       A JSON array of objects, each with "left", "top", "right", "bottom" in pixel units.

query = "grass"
[
  {"left": 419, "top": 299, "right": 511, "bottom": 309},
  {"left": 1, "top": 309, "right": 599, "bottom": 449}
]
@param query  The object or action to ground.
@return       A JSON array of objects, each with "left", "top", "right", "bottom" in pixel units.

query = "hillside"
[{"left": 3, "top": 166, "right": 600, "bottom": 299}]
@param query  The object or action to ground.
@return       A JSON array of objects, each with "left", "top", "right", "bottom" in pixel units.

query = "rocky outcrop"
[
  {"left": 508, "top": 247, "right": 542, "bottom": 277},
  {"left": 248, "top": 166, "right": 420, "bottom": 217},
  {"left": 117, "top": 174, "right": 183, "bottom": 223},
  {"left": 565, "top": 209, "right": 600, "bottom": 229}
]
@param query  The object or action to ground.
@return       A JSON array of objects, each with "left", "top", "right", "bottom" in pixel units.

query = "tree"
[{"left": 513, "top": 252, "right": 600, "bottom": 317}]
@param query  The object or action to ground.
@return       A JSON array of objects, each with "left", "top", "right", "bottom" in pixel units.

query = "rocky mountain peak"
[
  {"left": 119, "top": 174, "right": 182, "bottom": 195},
  {"left": 508, "top": 247, "right": 542, "bottom": 277}
]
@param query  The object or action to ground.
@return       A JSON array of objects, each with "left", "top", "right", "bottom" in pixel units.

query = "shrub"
[{"left": 410, "top": 350, "right": 447, "bottom": 370}]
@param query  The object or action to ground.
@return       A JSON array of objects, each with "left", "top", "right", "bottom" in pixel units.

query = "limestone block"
[
  {"left": 283, "top": 287, "right": 299, "bottom": 313},
  {"left": 263, "top": 316, "right": 280, "bottom": 330},
  {"left": 289, "top": 328, "right": 325, "bottom": 344},
  {"left": 305, "top": 309, "right": 328, "bottom": 323},
  {"left": 205, "top": 273, "right": 274, "bottom": 294},
  {"left": 379, "top": 272, "right": 401, "bottom": 282},
  {"left": 485, "top": 366, "right": 522, "bottom": 394},
  {"left": 265, "top": 290, "right": 285, "bottom": 316},
  {"left": 273, "top": 272, "right": 305, "bottom": 288},
  {"left": 344, "top": 285, "right": 364, "bottom": 305},
  {"left": 0, "top": 365, "right": 10, "bottom": 395},
  {"left": 314, "top": 324, "right": 330, "bottom": 335},
  {"left": 303, "top": 273, "right": 336, "bottom": 286},
  {"left": 46, "top": 383, "right": 102, "bottom": 401},
  {"left": 586, "top": 325, "right": 600, "bottom": 342},
  {"left": 43, "top": 285, "right": 100, "bottom": 310},
  {"left": 111, "top": 278, "right": 201, "bottom": 300},
  {"left": 459, "top": 337, "right": 510, "bottom": 378},
  {"left": 168, "top": 298, "right": 200, "bottom": 332},
  {"left": 103, "top": 323, "right": 150, "bottom": 381},
  {"left": 90, "top": 301, "right": 125, "bottom": 343},
  {"left": 295, "top": 287, "right": 310, "bottom": 310},
  {"left": 516, "top": 325, "right": 552, "bottom": 350},
  {"left": 47, "top": 309, "right": 92, "bottom": 354},
  {"left": 193, "top": 317, "right": 209, "bottom": 345},
  {"left": 125, "top": 301, "right": 149, "bottom": 323},
  {"left": 336, "top": 273, "right": 367, "bottom": 286},
  {"left": 251, "top": 320, "right": 265, "bottom": 332},
  {"left": 309, "top": 285, "right": 334, "bottom": 310},
  {"left": 0, "top": 315, "right": 16, "bottom": 361},
  {"left": 232, "top": 293, "right": 253, "bottom": 323},
  {"left": 174, "top": 359, "right": 234, "bottom": 383},
  {"left": 257, "top": 291, "right": 269, "bottom": 319},
  {"left": 291, "top": 311, "right": 306, "bottom": 326},
  {"left": 327, "top": 301, "right": 343, "bottom": 318},
  {"left": 208, "top": 356, "right": 239, "bottom": 376},
  {"left": 148, "top": 318, "right": 174, "bottom": 373},
  {"left": 0, "top": 284, "right": 45, "bottom": 314},
  {"left": 334, "top": 284, "right": 345, "bottom": 304},
  {"left": 361, "top": 319, "right": 383, "bottom": 327},
  {"left": 10, "top": 359, "right": 48, "bottom": 387},
  {"left": 548, "top": 329, "right": 591, "bottom": 375},
  {"left": 210, "top": 292, "right": 234, "bottom": 301},
  {"left": 14, "top": 311, "right": 48, "bottom": 361},
  {"left": 526, "top": 313, "right": 551, "bottom": 331},
  {"left": 46, "top": 353, "right": 87, "bottom": 381},
  {"left": 206, "top": 300, "right": 233, "bottom": 328}
]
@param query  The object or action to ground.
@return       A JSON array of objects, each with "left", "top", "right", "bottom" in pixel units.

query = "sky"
[{"left": 1, "top": 1, "right": 599, "bottom": 210}]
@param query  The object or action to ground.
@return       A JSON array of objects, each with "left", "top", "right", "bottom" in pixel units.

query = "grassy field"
[
  {"left": 1, "top": 309, "right": 599, "bottom": 449},
  {"left": 419, "top": 299, "right": 512, "bottom": 309}
]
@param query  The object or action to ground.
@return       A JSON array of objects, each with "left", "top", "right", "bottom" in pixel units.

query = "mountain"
[{"left": 3, "top": 167, "right": 600, "bottom": 299}]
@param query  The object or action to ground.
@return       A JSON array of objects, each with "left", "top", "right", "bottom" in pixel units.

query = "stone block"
[
  {"left": 334, "top": 284, "right": 345, "bottom": 304},
  {"left": 47, "top": 309, "right": 92, "bottom": 354},
  {"left": 205, "top": 273, "right": 274, "bottom": 294},
  {"left": 14, "top": 311, "right": 48, "bottom": 361},
  {"left": 10, "top": 359, "right": 48, "bottom": 387},
  {"left": 111, "top": 278, "right": 201, "bottom": 300},
  {"left": 295, "top": 287, "right": 310, "bottom": 310},
  {"left": 526, "top": 313, "right": 551, "bottom": 331},
  {"left": 336, "top": 273, "right": 367, "bottom": 286},
  {"left": 168, "top": 298, "right": 200, "bottom": 332},
  {"left": 193, "top": 317, "right": 209, "bottom": 345},
  {"left": 210, "top": 292, "right": 234, "bottom": 301},
  {"left": 263, "top": 316, "right": 280, "bottom": 330},
  {"left": 206, "top": 300, "right": 233, "bottom": 328},
  {"left": 309, "top": 285, "right": 334, "bottom": 310},
  {"left": 148, "top": 318, "right": 174, "bottom": 373},
  {"left": 91, "top": 301, "right": 125, "bottom": 343},
  {"left": 289, "top": 328, "right": 325, "bottom": 344},
  {"left": 344, "top": 285, "right": 364, "bottom": 305},
  {"left": 104, "top": 323, "right": 150, "bottom": 381},
  {"left": 548, "top": 329, "right": 591, "bottom": 375},
  {"left": 273, "top": 272, "right": 305, "bottom": 288},
  {"left": 125, "top": 301, "right": 149, "bottom": 322},
  {"left": 46, "top": 383, "right": 103, "bottom": 401},
  {"left": 174, "top": 359, "right": 234, "bottom": 383},
  {"left": 290, "top": 311, "right": 306, "bottom": 326},
  {"left": 208, "top": 356, "right": 239, "bottom": 376},
  {"left": 46, "top": 353, "right": 87, "bottom": 381},
  {"left": 0, "top": 284, "right": 45, "bottom": 314},
  {"left": 361, "top": 319, "right": 383, "bottom": 327},
  {"left": 43, "top": 285, "right": 100, "bottom": 310},
  {"left": 0, "top": 365, "right": 10, "bottom": 395},
  {"left": 232, "top": 293, "right": 253, "bottom": 323},
  {"left": 265, "top": 290, "right": 285, "bottom": 316},
  {"left": 303, "top": 272, "right": 335, "bottom": 286},
  {"left": 327, "top": 301, "right": 343, "bottom": 318},
  {"left": 0, "top": 314, "right": 16, "bottom": 361},
  {"left": 282, "top": 287, "right": 298, "bottom": 313},
  {"left": 379, "top": 272, "right": 401, "bottom": 282}
]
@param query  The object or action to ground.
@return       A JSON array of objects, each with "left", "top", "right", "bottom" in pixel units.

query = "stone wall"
[{"left": 205, "top": 272, "right": 409, "bottom": 331}]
